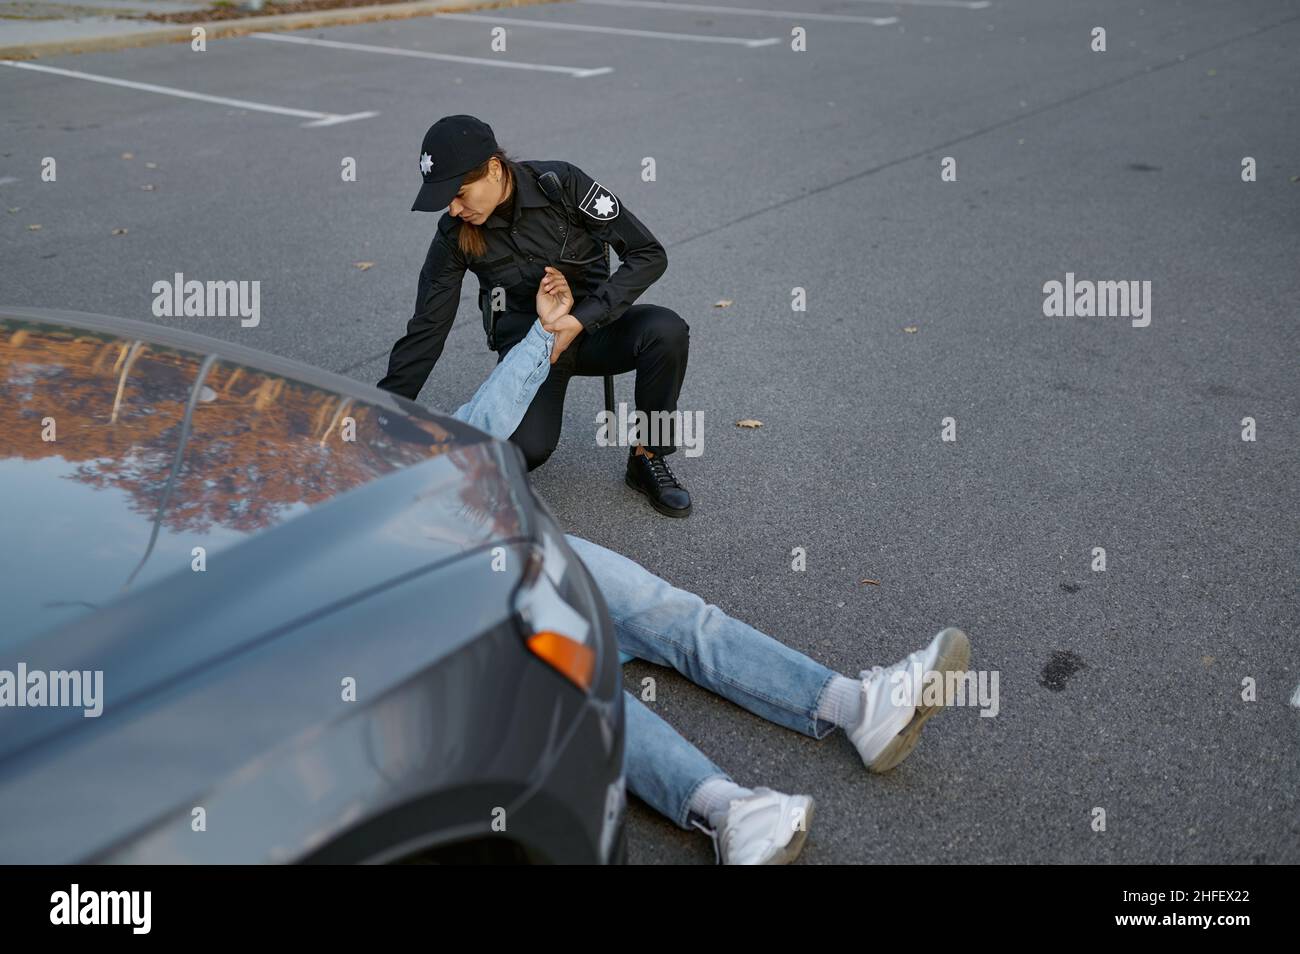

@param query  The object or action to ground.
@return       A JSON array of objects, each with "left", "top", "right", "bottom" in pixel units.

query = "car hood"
[{"left": 0, "top": 308, "right": 534, "bottom": 760}]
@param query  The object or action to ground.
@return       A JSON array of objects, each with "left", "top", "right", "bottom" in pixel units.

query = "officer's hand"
[
  {"left": 544, "top": 314, "right": 583, "bottom": 365},
  {"left": 536, "top": 266, "right": 574, "bottom": 325}
]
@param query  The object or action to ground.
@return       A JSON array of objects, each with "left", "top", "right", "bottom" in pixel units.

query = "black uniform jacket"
[{"left": 378, "top": 158, "right": 668, "bottom": 401}]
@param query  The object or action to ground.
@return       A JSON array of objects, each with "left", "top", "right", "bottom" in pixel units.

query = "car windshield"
[{"left": 0, "top": 318, "right": 464, "bottom": 646}]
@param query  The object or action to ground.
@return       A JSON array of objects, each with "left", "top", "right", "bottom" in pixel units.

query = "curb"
[{"left": 0, "top": 0, "right": 560, "bottom": 60}]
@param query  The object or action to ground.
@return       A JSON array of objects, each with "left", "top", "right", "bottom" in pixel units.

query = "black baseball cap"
[{"left": 412, "top": 115, "right": 499, "bottom": 212}]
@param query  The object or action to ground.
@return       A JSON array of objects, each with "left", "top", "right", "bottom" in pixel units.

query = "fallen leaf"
[
  {"left": 111, "top": 227, "right": 128, "bottom": 235},
  {"left": 713, "top": 299, "right": 733, "bottom": 308},
  {"left": 736, "top": 419, "right": 763, "bottom": 428},
  {"left": 121, "top": 152, "right": 134, "bottom": 160},
  {"left": 141, "top": 184, "right": 155, "bottom": 191},
  {"left": 7, "top": 207, "right": 20, "bottom": 214},
  {"left": 1202, "top": 655, "right": 1214, "bottom": 666},
  {"left": 27, "top": 224, "right": 41, "bottom": 231},
  {"left": 145, "top": 162, "right": 158, "bottom": 169},
  {"left": 903, "top": 326, "right": 918, "bottom": 333},
  {"left": 353, "top": 261, "right": 376, "bottom": 271},
  {"left": 859, "top": 578, "right": 881, "bottom": 586}
]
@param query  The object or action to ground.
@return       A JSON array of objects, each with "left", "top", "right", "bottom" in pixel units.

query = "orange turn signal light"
[{"left": 526, "top": 631, "right": 596, "bottom": 692}]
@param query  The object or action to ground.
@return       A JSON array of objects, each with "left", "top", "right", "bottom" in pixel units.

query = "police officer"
[{"left": 378, "top": 115, "right": 693, "bottom": 518}]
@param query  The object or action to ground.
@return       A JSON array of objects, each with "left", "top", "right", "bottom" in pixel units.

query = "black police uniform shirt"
[{"left": 380, "top": 159, "right": 668, "bottom": 401}]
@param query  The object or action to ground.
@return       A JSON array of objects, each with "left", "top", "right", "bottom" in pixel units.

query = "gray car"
[{"left": 0, "top": 307, "right": 626, "bottom": 864}]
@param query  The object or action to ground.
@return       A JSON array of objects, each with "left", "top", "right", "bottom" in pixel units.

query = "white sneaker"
[
  {"left": 848, "top": 627, "right": 971, "bottom": 774},
  {"left": 691, "top": 787, "right": 815, "bottom": 865}
]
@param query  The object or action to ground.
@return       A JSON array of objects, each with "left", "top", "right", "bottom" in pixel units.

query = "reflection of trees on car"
[{"left": 0, "top": 322, "right": 509, "bottom": 538}]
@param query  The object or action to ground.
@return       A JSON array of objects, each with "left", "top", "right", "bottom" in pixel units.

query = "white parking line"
[
  {"left": 578, "top": 0, "right": 898, "bottom": 26},
  {"left": 1291, "top": 682, "right": 1300, "bottom": 709},
  {"left": 435, "top": 12, "right": 779, "bottom": 47},
  {"left": 0, "top": 60, "right": 377, "bottom": 127},
  {"left": 846, "top": 0, "right": 990, "bottom": 8},
  {"left": 249, "top": 32, "right": 614, "bottom": 77}
]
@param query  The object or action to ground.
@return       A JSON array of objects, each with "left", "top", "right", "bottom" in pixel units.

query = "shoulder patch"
[{"left": 578, "top": 180, "right": 620, "bottom": 222}]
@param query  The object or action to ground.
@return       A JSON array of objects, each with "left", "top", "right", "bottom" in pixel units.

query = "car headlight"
[{"left": 513, "top": 528, "right": 599, "bottom": 692}]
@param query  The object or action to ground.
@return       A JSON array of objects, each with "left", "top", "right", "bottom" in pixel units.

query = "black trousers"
[{"left": 494, "top": 303, "right": 689, "bottom": 471}]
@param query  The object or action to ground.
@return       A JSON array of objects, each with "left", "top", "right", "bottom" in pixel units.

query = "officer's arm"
[
  {"left": 561, "top": 162, "right": 668, "bottom": 334},
  {"left": 377, "top": 221, "right": 467, "bottom": 401}
]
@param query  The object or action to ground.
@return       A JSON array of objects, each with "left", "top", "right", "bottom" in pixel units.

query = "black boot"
[{"left": 625, "top": 447, "right": 692, "bottom": 518}]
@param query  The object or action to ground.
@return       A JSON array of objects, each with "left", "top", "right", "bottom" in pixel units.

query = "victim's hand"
[{"left": 536, "top": 266, "right": 574, "bottom": 325}]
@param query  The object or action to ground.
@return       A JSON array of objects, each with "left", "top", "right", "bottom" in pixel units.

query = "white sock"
[
  {"left": 688, "top": 776, "right": 754, "bottom": 826},
  {"left": 815, "top": 674, "right": 865, "bottom": 730}
]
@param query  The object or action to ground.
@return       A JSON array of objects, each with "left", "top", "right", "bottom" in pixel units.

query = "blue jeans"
[
  {"left": 450, "top": 318, "right": 559, "bottom": 441},
  {"left": 563, "top": 534, "right": 840, "bottom": 828},
  {"left": 448, "top": 320, "right": 841, "bottom": 829}
]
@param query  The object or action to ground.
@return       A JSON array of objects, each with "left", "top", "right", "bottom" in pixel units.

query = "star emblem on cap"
[{"left": 420, "top": 152, "right": 434, "bottom": 175}]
